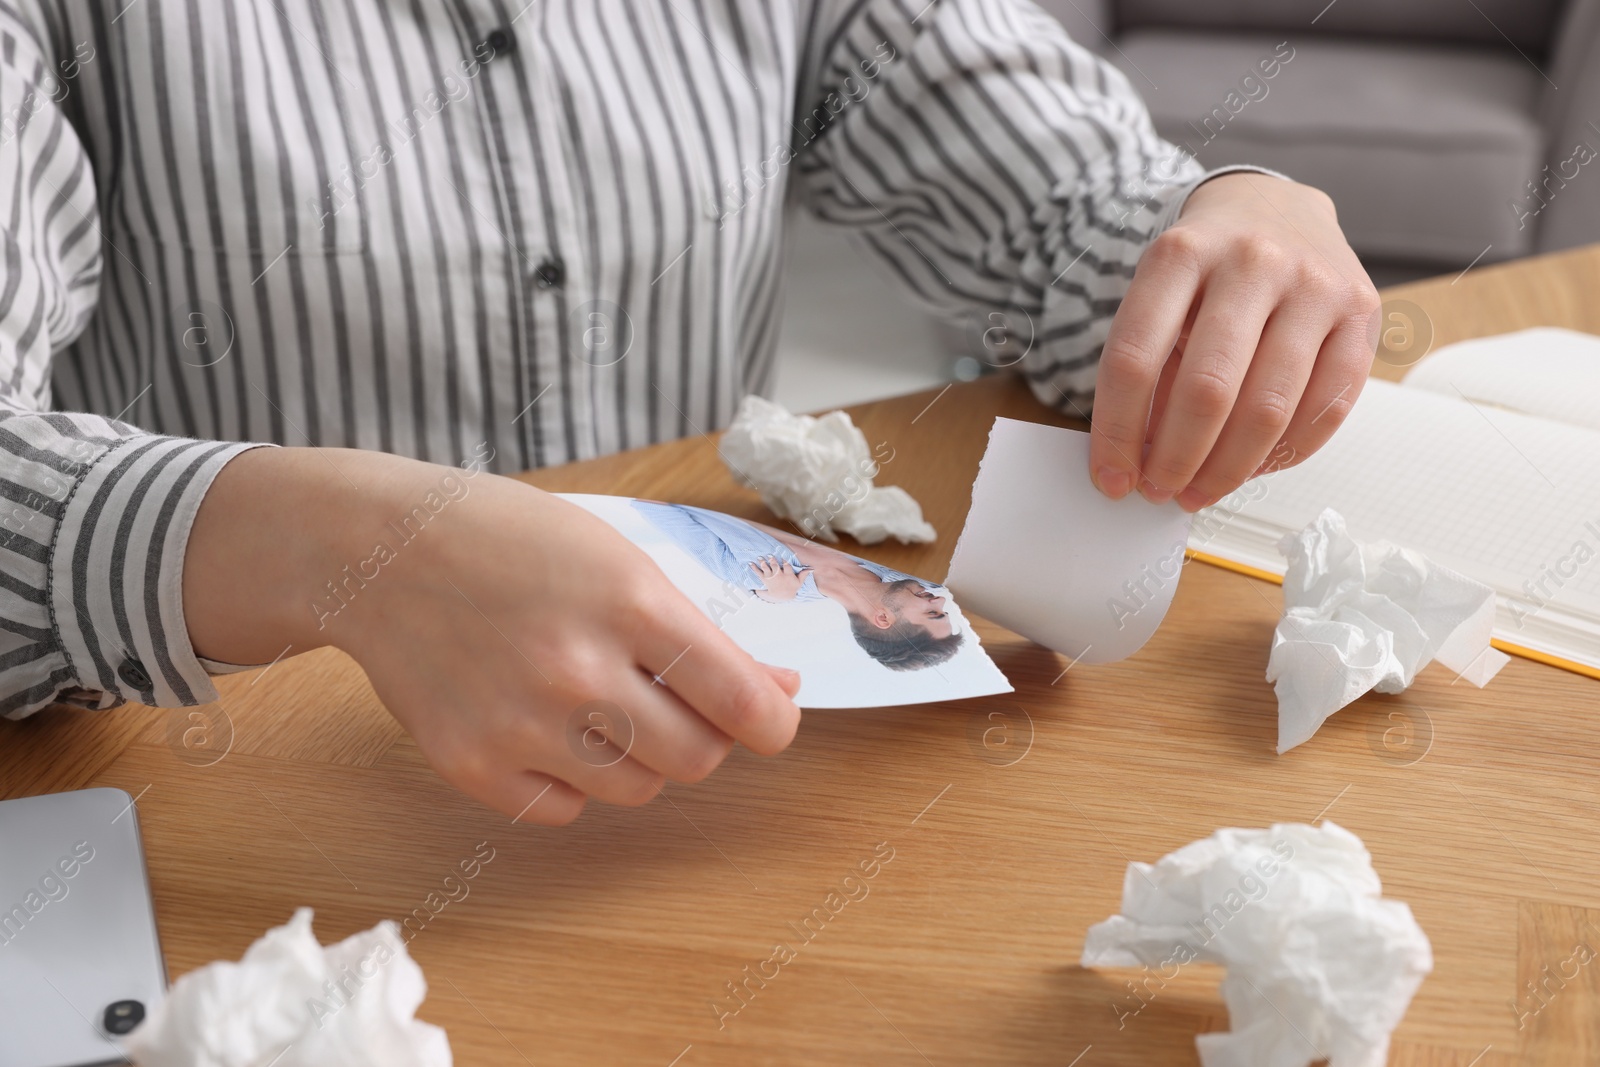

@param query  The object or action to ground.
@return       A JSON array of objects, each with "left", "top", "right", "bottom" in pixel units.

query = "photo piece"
[{"left": 563, "top": 494, "right": 1014, "bottom": 708}]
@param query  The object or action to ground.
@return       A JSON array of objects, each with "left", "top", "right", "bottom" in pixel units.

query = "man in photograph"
[{"left": 631, "top": 500, "right": 963, "bottom": 671}]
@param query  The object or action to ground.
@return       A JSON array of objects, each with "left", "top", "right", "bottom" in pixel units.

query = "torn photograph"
[{"left": 563, "top": 494, "right": 1013, "bottom": 708}]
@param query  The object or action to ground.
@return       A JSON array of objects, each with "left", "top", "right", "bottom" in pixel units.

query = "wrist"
[
  {"left": 182, "top": 446, "right": 444, "bottom": 664},
  {"left": 1179, "top": 169, "right": 1329, "bottom": 221}
]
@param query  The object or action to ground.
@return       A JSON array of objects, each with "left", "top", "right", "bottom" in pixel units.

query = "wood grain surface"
[{"left": 6, "top": 246, "right": 1600, "bottom": 1066}]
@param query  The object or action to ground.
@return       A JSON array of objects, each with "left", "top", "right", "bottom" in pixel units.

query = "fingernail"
[
  {"left": 767, "top": 665, "right": 802, "bottom": 694},
  {"left": 1095, "top": 467, "right": 1132, "bottom": 498},
  {"left": 1140, "top": 479, "right": 1175, "bottom": 504},
  {"left": 1176, "top": 487, "right": 1213, "bottom": 512}
]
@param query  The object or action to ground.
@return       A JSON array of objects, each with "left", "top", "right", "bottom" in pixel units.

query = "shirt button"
[
  {"left": 534, "top": 257, "right": 566, "bottom": 289},
  {"left": 483, "top": 27, "right": 515, "bottom": 58},
  {"left": 118, "top": 658, "right": 152, "bottom": 691}
]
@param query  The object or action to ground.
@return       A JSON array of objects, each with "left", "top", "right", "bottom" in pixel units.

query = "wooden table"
[{"left": 7, "top": 246, "right": 1600, "bottom": 1066}]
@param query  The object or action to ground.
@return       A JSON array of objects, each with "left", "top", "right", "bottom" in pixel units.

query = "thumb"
[{"left": 762, "top": 662, "right": 802, "bottom": 698}]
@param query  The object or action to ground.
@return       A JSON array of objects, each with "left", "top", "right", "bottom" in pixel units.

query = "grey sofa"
[{"left": 1041, "top": 0, "right": 1600, "bottom": 274}]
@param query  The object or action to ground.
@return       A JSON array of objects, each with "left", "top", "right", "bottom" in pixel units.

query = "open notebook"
[{"left": 1188, "top": 327, "right": 1600, "bottom": 679}]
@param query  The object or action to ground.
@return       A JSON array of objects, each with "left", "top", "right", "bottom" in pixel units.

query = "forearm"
[{"left": 181, "top": 446, "right": 455, "bottom": 665}]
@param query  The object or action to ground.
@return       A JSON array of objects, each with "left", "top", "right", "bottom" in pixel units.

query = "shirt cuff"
[
  {"left": 197, "top": 654, "right": 276, "bottom": 675},
  {"left": 50, "top": 437, "right": 277, "bottom": 707},
  {"left": 1149, "top": 164, "right": 1293, "bottom": 236}
]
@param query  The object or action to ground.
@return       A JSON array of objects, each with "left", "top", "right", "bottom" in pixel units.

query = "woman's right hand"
[{"left": 184, "top": 447, "right": 803, "bottom": 825}]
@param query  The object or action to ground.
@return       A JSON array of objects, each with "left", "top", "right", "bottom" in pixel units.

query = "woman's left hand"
[{"left": 1088, "top": 172, "right": 1382, "bottom": 512}]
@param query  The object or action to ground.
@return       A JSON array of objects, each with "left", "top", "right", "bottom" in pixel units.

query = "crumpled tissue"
[
  {"left": 1081, "top": 821, "right": 1432, "bottom": 1067},
  {"left": 718, "top": 395, "right": 935, "bottom": 544},
  {"left": 123, "top": 908, "right": 451, "bottom": 1067},
  {"left": 1268, "top": 508, "right": 1508, "bottom": 753}
]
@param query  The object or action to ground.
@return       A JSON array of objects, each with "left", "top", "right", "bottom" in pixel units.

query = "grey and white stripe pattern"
[{"left": 0, "top": 0, "right": 1222, "bottom": 718}]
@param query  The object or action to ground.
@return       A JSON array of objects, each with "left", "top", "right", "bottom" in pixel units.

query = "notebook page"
[
  {"left": 1402, "top": 328, "right": 1600, "bottom": 434},
  {"left": 1191, "top": 379, "right": 1600, "bottom": 661}
]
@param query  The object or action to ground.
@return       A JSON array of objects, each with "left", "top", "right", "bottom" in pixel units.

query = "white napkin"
[
  {"left": 123, "top": 908, "right": 451, "bottom": 1067},
  {"left": 1082, "top": 821, "right": 1432, "bottom": 1067},
  {"left": 1268, "top": 508, "right": 1508, "bottom": 753},
  {"left": 718, "top": 395, "right": 935, "bottom": 544}
]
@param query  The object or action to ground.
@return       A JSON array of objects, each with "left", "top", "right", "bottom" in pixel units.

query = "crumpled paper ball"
[
  {"left": 123, "top": 908, "right": 451, "bottom": 1067},
  {"left": 1267, "top": 508, "right": 1508, "bottom": 753},
  {"left": 1082, "top": 821, "right": 1432, "bottom": 1067},
  {"left": 718, "top": 395, "right": 935, "bottom": 544}
]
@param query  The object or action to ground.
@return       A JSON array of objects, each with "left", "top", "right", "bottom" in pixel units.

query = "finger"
[
  {"left": 1270, "top": 314, "right": 1375, "bottom": 470},
  {"left": 1173, "top": 306, "right": 1322, "bottom": 510},
  {"left": 1089, "top": 229, "right": 1207, "bottom": 498},
  {"left": 478, "top": 769, "right": 589, "bottom": 827},
  {"left": 609, "top": 671, "right": 736, "bottom": 784},
  {"left": 552, "top": 745, "right": 667, "bottom": 807},
  {"left": 539, "top": 687, "right": 665, "bottom": 805},
  {"left": 1145, "top": 341, "right": 1183, "bottom": 448},
  {"left": 763, "top": 663, "right": 801, "bottom": 697},
  {"left": 1145, "top": 304, "right": 1199, "bottom": 447},
  {"left": 638, "top": 602, "right": 802, "bottom": 756},
  {"left": 1138, "top": 270, "right": 1278, "bottom": 502},
  {"left": 537, "top": 700, "right": 668, "bottom": 809}
]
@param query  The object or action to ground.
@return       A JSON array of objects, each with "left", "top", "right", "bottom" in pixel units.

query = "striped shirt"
[{"left": 0, "top": 0, "right": 1251, "bottom": 720}]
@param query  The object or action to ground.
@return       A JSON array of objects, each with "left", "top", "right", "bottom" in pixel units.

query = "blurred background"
[{"left": 771, "top": 0, "right": 1600, "bottom": 411}]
